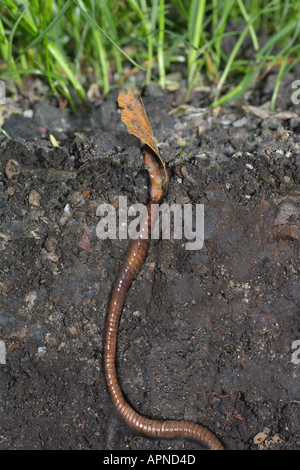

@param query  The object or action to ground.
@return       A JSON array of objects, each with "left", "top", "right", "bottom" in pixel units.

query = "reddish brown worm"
[{"left": 104, "top": 151, "right": 224, "bottom": 451}]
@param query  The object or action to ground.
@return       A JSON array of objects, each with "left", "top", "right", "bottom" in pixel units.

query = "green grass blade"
[
  {"left": 237, "top": 0, "right": 259, "bottom": 52},
  {"left": 212, "top": 45, "right": 273, "bottom": 106},
  {"left": 270, "top": 57, "right": 288, "bottom": 110},
  {"left": 187, "top": 0, "right": 206, "bottom": 85},
  {"left": 158, "top": 0, "right": 166, "bottom": 89},
  {"left": 47, "top": 41, "right": 86, "bottom": 101},
  {"left": 259, "top": 18, "right": 298, "bottom": 56},
  {"left": 6, "top": 0, "right": 30, "bottom": 84},
  {"left": 0, "top": 127, "right": 12, "bottom": 140},
  {"left": 0, "top": 17, "right": 9, "bottom": 62},
  {"left": 213, "top": 0, "right": 237, "bottom": 70},
  {"left": 148, "top": 0, "right": 159, "bottom": 84},
  {"left": 74, "top": 0, "right": 145, "bottom": 71},
  {"left": 20, "top": 0, "right": 73, "bottom": 56},
  {"left": 90, "top": 0, "right": 110, "bottom": 95},
  {"left": 72, "top": 19, "right": 90, "bottom": 76},
  {"left": 215, "top": 24, "right": 250, "bottom": 97}
]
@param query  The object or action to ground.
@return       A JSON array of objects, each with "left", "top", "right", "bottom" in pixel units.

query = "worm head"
[{"left": 118, "top": 93, "right": 168, "bottom": 201}]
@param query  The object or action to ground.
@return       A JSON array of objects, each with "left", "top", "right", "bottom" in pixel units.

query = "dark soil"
[{"left": 1, "top": 77, "right": 300, "bottom": 450}]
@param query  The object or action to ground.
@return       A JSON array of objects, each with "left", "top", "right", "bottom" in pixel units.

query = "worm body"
[{"left": 104, "top": 198, "right": 224, "bottom": 450}]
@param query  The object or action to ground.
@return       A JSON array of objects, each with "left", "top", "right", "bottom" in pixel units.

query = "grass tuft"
[{"left": 0, "top": 0, "right": 299, "bottom": 107}]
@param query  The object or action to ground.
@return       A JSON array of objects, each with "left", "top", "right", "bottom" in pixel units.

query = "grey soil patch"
[{"left": 0, "top": 83, "right": 300, "bottom": 450}]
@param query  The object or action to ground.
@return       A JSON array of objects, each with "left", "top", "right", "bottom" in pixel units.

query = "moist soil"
[{"left": 1, "top": 78, "right": 300, "bottom": 450}]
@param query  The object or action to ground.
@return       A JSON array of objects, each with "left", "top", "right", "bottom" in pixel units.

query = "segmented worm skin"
[{"left": 104, "top": 157, "right": 224, "bottom": 450}]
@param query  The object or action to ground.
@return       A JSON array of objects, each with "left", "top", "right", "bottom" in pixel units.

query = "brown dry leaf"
[
  {"left": 273, "top": 111, "right": 298, "bottom": 120},
  {"left": 243, "top": 105, "right": 298, "bottom": 121},
  {"left": 118, "top": 93, "right": 168, "bottom": 198},
  {"left": 118, "top": 93, "right": 159, "bottom": 154},
  {"left": 242, "top": 105, "right": 270, "bottom": 120}
]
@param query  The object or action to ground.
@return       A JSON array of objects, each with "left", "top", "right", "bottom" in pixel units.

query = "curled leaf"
[{"left": 118, "top": 93, "right": 168, "bottom": 201}]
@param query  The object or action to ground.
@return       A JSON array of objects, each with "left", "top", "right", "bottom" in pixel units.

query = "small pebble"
[
  {"left": 37, "top": 347, "right": 46, "bottom": 357},
  {"left": 198, "top": 125, "right": 206, "bottom": 136},
  {"left": 177, "top": 137, "right": 186, "bottom": 147},
  {"left": 181, "top": 166, "right": 196, "bottom": 184},
  {"left": 232, "top": 152, "right": 243, "bottom": 158},
  {"left": 253, "top": 432, "right": 267, "bottom": 445},
  {"left": 220, "top": 115, "right": 233, "bottom": 126},
  {"left": 59, "top": 204, "right": 71, "bottom": 226},
  {"left": 42, "top": 250, "right": 59, "bottom": 263},
  {"left": 44, "top": 237, "right": 58, "bottom": 253},
  {"left": 5, "top": 159, "right": 20, "bottom": 180},
  {"left": 274, "top": 202, "right": 300, "bottom": 226},
  {"left": 7, "top": 186, "right": 15, "bottom": 196},
  {"left": 133, "top": 311, "right": 140, "bottom": 317},
  {"left": 78, "top": 234, "right": 92, "bottom": 254},
  {"left": 24, "top": 291, "right": 37, "bottom": 309},
  {"left": 64, "top": 204, "right": 71, "bottom": 216},
  {"left": 173, "top": 122, "right": 185, "bottom": 132},
  {"left": 23, "top": 109, "right": 33, "bottom": 118},
  {"left": 28, "top": 190, "right": 41, "bottom": 206},
  {"left": 59, "top": 212, "right": 69, "bottom": 226},
  {"left": 276, "top": 127, "right": 289, "bottom": 139},
  {"left": 283, "top": 176, "right": 291, "bottom": 184},
  {"left": 233, "top": 116, "right": 248, "bottom": 127},
  {"left": 68, "top": 325, "right": 77, "bottom": 335},
  {"left": 195, "top": 152, "right": 207, "bottom": 160}
]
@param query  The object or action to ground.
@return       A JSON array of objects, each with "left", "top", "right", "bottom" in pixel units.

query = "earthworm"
[{"left": 104, "top": 148, "right": 224, "bottom": 450}]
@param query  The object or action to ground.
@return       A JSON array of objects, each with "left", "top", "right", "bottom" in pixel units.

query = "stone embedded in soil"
[
  {"left": 28, "top": 190, "right": 41, "bottom": 207},
  {"left": 7, "top": 186, "right": 14, "bottom": 196},
  {"left": 78, "top": 234, "right": 92, "bottom": 254},
  {"left": 180, "top": 165, "right": 196, "bottom": 184},
  {"left": 42, "top": 249, "right": 59, "bottom": 263},
  {"left": 59, "top": 204, "right": 72, "bottom": 226},
  {"left": 176, "top": 137, "right": 187, "bottom": 147},
  {"left": 5, "top": 159, "right": 20, "bottom": 180},
  {"left": 198, "top": 125, "right": 206, "bottom": 136},
  {"left": 253, "top": 431, "right": 268, "bottom": 445},
  {"left": 44, "top": 237, "right": 58, "bottom": 253},
  {"left": 24, "top": 291, "right": 38, "bottom": 309},
  {"left": 274, "top": 202, "right": 300, "bottom": 226}
]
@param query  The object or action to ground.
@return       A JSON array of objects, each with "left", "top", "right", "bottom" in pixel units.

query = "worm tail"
[{"left": 104, "top": 203, "right": 224, "bottom": 450}]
